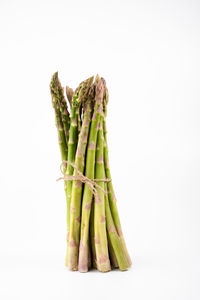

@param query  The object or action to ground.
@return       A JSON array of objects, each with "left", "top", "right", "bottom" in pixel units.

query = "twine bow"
[{"left": 56, "top": 161, "right": 111, "bottom": 199}]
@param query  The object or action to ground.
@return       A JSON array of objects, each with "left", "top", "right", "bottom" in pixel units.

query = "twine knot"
[{"left": 57, "top": 161, "right": 111, "bottom": 198}]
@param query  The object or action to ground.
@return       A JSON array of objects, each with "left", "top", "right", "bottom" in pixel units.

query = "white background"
[{"left": 0, "top": 0, "right": 200, "bottom": 299}]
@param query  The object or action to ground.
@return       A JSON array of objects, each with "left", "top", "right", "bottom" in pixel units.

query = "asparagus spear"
[
  {"left": 77, "top": 76, "right": 104, "bottom": 272},
  {"left": 67, "top": 77, "right": 94, "bottom": 270},
  {"left": 50, "top": 72, "right": 69, "bottom": 209},
  {"left": 102, "top": 85, "right": 132, "bottom": 267},
  {"left": 93, "top": 119, "right": 111, "bottom": 272},
  {"left": 65, "top": 85, "right": 81, "bottom": 266}
]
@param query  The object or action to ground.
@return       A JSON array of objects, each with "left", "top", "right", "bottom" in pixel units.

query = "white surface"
[{"left": 0, "top": 0, "right": 200, "bottom": 299}]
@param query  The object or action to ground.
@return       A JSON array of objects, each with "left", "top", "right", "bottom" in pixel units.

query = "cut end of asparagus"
[{"left": 78, "top": 243, "right": 89, "bottom": 273}]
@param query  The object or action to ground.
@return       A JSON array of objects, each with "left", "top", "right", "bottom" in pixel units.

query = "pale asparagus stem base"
[
  {"left": 88, "top": 242, "right": 92, "bottom": 269},
  {"left": 103, "top": 119, "right": 132, "bottom": 267},
  {"left": 93, "top": 120, "right": 110, "bottom": 272},
  {"left": 78, "top": 77, "right": 104, "bottom": 272}
]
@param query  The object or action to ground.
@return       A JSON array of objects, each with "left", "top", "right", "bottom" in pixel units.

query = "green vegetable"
[{"left": 50, "top": 72, "right": 131, "bottom": 272}]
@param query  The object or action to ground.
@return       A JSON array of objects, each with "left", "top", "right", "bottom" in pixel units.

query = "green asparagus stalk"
[
  {"left": 93, "top": 119, "right": 111, "bottom": 272},
  {"left": 67, "top": 77, "right": 94, "bottom": 270},
  {"left": 102, "top": 85, "right": 132, "bottom": 267},
  {"left": 78, "top": 76, "right": 104, "bottom": 272},
  {"left": 50, "top": 72, "right": 69, "bottom": 209},
  {"left": 65, "top": 85, "right": 81, "bottom": 266},
  {"left": 50, "top": 73, "right": 72, "bottom": 266}
]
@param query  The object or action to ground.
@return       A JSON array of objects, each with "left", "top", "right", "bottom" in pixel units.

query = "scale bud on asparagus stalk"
[{"left": 50, "top": 72, "right": 132, "bottom": 272}]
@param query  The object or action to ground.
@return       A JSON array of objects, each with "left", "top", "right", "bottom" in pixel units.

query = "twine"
[{"left": 56, "top": 161, "right": 111, "bottom": 198}]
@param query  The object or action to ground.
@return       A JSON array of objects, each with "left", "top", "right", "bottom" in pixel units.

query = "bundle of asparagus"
[{"left": 50, "top": 72, "right": 131, "bottom": 272}]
